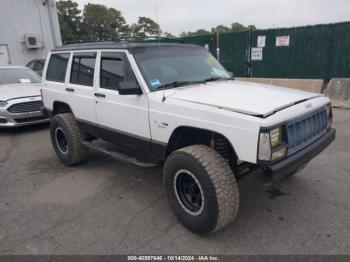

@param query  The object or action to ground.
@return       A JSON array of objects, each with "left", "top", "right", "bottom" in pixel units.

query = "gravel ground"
[{"left": 0, "top": 109, "right": 349, "bottom": 255}]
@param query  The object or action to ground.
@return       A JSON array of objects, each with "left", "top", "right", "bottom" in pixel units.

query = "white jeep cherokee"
[{"left": 41, "top": 42, "right": 335, "bottom": 234}]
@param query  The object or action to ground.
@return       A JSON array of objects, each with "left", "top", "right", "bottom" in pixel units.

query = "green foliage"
[
  {"left": 130, "top": 17, "right": 161, "bottom": 38},
  {"left": 81, "top": 4, "right": 128, "bottom": 41},
  {"left": 163, "top": 31, "right": 175, "bottom": 38},
  {"left": 181, "top": 29, "right": 211, "bottom": 37},
  {"left": 186, "top": 23, "right": 257, "bottom": 36},
  {"left": 211, "top": 25, "right": 231, "bottom": 34},
  {"left": 57, "top": 0, "right": 81, "bottom": 42},
  {"left": 56, "top": 0, "right": 161, "bottom": 42}
]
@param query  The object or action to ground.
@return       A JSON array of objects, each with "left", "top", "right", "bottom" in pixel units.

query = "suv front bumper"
[{"left": 261, "top": 128, "right": 336, "bottom": 183}]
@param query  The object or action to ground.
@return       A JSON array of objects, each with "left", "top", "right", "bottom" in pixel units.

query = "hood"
[
  {"left": 167, "top": 80, "right": 322, "bottom": 117},
  {"left": 0, "top": 83, "right": 42, "bottom": 101}
]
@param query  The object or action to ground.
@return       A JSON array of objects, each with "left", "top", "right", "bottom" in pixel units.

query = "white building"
[{"left": 0, "top": 0, "right": 62, "bottom": 66}]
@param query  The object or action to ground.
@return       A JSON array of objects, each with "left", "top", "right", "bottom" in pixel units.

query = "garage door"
[{"left": 0, "top": 45, "right": 9, "bottom": 66}]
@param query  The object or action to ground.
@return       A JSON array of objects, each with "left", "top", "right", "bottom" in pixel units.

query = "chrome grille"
[
  {"left": 7, "top": 101, "right": 43, "bottom": 113},
  {"left": 287, "top": 108, "right": 328, "bottom": 154}
]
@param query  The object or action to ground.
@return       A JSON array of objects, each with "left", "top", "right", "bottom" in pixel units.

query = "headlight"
[
  {"left": 270, "top": 127, "right": 282, "bottom": 147},
  {"left": 258, "top": 127, "right": 286, "bottom": 161},
  {"left": 258, "top": 132, "right": 271, "bottom": 161},
  {"left": 0, "top": 101, "right": 8, "bottom": 107},
  {"left": 271, "top": 146, "right": 287, "bottom": 161},
  {"left": 326, "top": 103, "right": 332, "bottom": 128}
]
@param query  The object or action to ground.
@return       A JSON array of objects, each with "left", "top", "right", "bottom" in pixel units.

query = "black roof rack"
[
  {"left": 62, "top": 37, "right": 185, "bottom": 46},
  {"left": 53, "top": 37, "right": 193, "bottom": 52}
]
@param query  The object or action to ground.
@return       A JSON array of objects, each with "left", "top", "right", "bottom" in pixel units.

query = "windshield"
[
  {"left": 133, "top": 45, "right": 231, "bottom": 91},
  {"left": 0, "top": 67, "right": 41, "bottom": 85}
]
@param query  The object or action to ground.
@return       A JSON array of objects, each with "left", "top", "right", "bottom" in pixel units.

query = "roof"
[{"left": 52, "top": 42, "right": 200, "bottom": 52}]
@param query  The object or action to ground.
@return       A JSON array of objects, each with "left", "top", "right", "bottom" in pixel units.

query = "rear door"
[
  {"left": 94, "top": 51, "right": 151, "bottom": 152},
  {"left": 43, "top": 52, "right": 71, "bottom": 111},
  {"left": 67, "top": 51, "right": 98, "bottom": 124}
]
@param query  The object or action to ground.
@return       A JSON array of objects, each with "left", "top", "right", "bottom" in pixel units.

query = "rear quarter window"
[{"left": 46, "top": 53, "right": 70, "bottom": 82}]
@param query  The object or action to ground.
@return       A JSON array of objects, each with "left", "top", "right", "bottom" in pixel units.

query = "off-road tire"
[
  {"left": 50, "top": 113, "right": 89, "bottom": 166},
  {"left": 163, "top": 145, "right": 239, "bottom": 234}
]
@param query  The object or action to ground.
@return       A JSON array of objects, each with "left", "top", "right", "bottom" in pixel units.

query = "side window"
[
  {"left": 100, "top": 52, "right": 124, "bottom": 90},
  {"left": 27, "top": 61, "right": 35, "bottom": 69},
  {"left": 70, "top": 52, "right": 96, "bottom": 87},
  {"left": 34, "top": 61, "right": 44, "bottom": 71},
  {"left": 100, "top": 52, "right": 136, "bottom": 90},
  {"left": 46, "top": 53, "right": 70, "bottom": 82}
]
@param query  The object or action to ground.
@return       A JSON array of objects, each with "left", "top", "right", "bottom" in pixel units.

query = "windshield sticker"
[
  {"left": 19, "top": 79, "right": 31, "bottom": 83},
  {"left": 150, "top": 79, "right": 161, "bottom": 89}
]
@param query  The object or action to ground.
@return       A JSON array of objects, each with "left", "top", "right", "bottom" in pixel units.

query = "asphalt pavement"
[{"left": 0, "top": 109, "right": 349, "bottom": 255}]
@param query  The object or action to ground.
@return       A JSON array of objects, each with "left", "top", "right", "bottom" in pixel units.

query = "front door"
[{"left": 94, "top": 51, "right": 151, "bottom": 152}]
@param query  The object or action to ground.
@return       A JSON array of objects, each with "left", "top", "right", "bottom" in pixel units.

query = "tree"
[
  {"left": 185, "top": 29, "right": 210, "bottom": 36},
  {"left": 182, "top": 23, "right": 256, "bottom": 37},
  {"left": 81, "top": 4, "right": 129, "bottom": 41},
  {"left": 57, "top": 0, "right": 82, "bottom": 42},
  {"left": 163, "top": 31, "right": 175, "bottom": 38},
  {"left": 211, "top": 25, "right": 231, "bottom": 34},
  {"left": 82, "top": 4, "right": 112, "bottom": 41},
  {"left": 131, "top": 17, "right": 161, "bottom": 38},
  {"left": 179, "top": 31, "right": 188, "bottom": 37},
  {"left": 231, "top": 22, "right": 249, "bottom": 32},
  {"left": 107, "top": 8, "right": 128, "bottom": 38}
]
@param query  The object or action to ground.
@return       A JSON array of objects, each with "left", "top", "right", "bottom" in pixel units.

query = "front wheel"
[
  {"left": 50, "top": 113, "right": 89, "bottom": 166},
  {"left": 163, "top": 145, "right": 239, "bottom": 234}
]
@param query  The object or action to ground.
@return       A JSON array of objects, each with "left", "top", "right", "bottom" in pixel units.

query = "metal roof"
[{"left": 52, "top": 42, "right": 200, "bottom": 52}]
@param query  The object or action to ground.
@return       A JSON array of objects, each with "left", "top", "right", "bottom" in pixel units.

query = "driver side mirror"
[{"left": 119, "top": 81, "right": 143, "bottom": 95}]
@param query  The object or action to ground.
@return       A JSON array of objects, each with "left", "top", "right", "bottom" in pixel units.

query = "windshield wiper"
[
  {"left": 203, "top": 77, "right": 233, "bottom": 83},
  {"left": 157, "top": 80, "right": 206, "bottom": 90}
]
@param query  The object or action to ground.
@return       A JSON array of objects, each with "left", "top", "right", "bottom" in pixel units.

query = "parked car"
[
  {"left": 41, "top": 42, "right": 335, "bottom": 234},
  {"left": 26, "top": 59, "right": 45, "bottom": 76},
  {"left": 0, "top": 66, "right": 49, "bottom": 127}
]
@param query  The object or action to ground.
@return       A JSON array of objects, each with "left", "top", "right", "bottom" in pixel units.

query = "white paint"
[{"left": 42, "top": 48, "right": 330, "bottom": 164}]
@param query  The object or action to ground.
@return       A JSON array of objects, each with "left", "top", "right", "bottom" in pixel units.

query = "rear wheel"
[
  {"left": 163, "top": 145, "right": 239, "bottom": 234},
  {"left": 50, "top": 113, "right": 89, "bottom": 166}
]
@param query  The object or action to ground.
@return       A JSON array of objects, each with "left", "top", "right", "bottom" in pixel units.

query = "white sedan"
[{"left": 0, "top": 66, "right": 49, "bottom": 127}]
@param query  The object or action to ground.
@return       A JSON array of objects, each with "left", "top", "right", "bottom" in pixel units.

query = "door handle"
[
  {"left": 65, "top": 88, "right": 75, "bottom": 93},
  {"left": 94, "top": 93, "right": 106, "bottom": 98}
]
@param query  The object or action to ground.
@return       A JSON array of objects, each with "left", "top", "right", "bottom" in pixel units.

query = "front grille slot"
[
  {"left": 14, "top": 116, "right": 47, "bottom": 123},
  {"left": 287, "top": 108, "right": 328, "bottom": 154},
  {"left": 7, "top": 101, "right": 43, "bottom": 113}
]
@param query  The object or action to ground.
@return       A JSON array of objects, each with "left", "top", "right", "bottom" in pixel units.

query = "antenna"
[{"left": 154, "top": 1, "right": 166, "bottom": 102}]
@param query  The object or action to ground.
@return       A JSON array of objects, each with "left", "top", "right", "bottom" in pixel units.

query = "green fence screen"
[
  {"left": 175, "top": 22, "right": 350, "bottom": 81},
  {"left": 179, "top": 34, "right": 217, "bottom": 57},
  {"left": 219, "top": 31, "right": 248, "bottom": 77},
  {"left": 251, "top": 22, "right": 350, "bottom": 81}
]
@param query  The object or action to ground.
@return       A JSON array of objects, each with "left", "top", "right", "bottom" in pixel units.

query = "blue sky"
[{"left": 75, "top": 0, "right": 350, "bottom": 35}]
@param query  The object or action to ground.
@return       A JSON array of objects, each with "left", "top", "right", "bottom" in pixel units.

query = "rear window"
[
  {"left": 46, "top": 53, "right": 70, "bottom": 82},
  {"left": 70, "top": 52, "right": 96, "bottom": 87}
]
